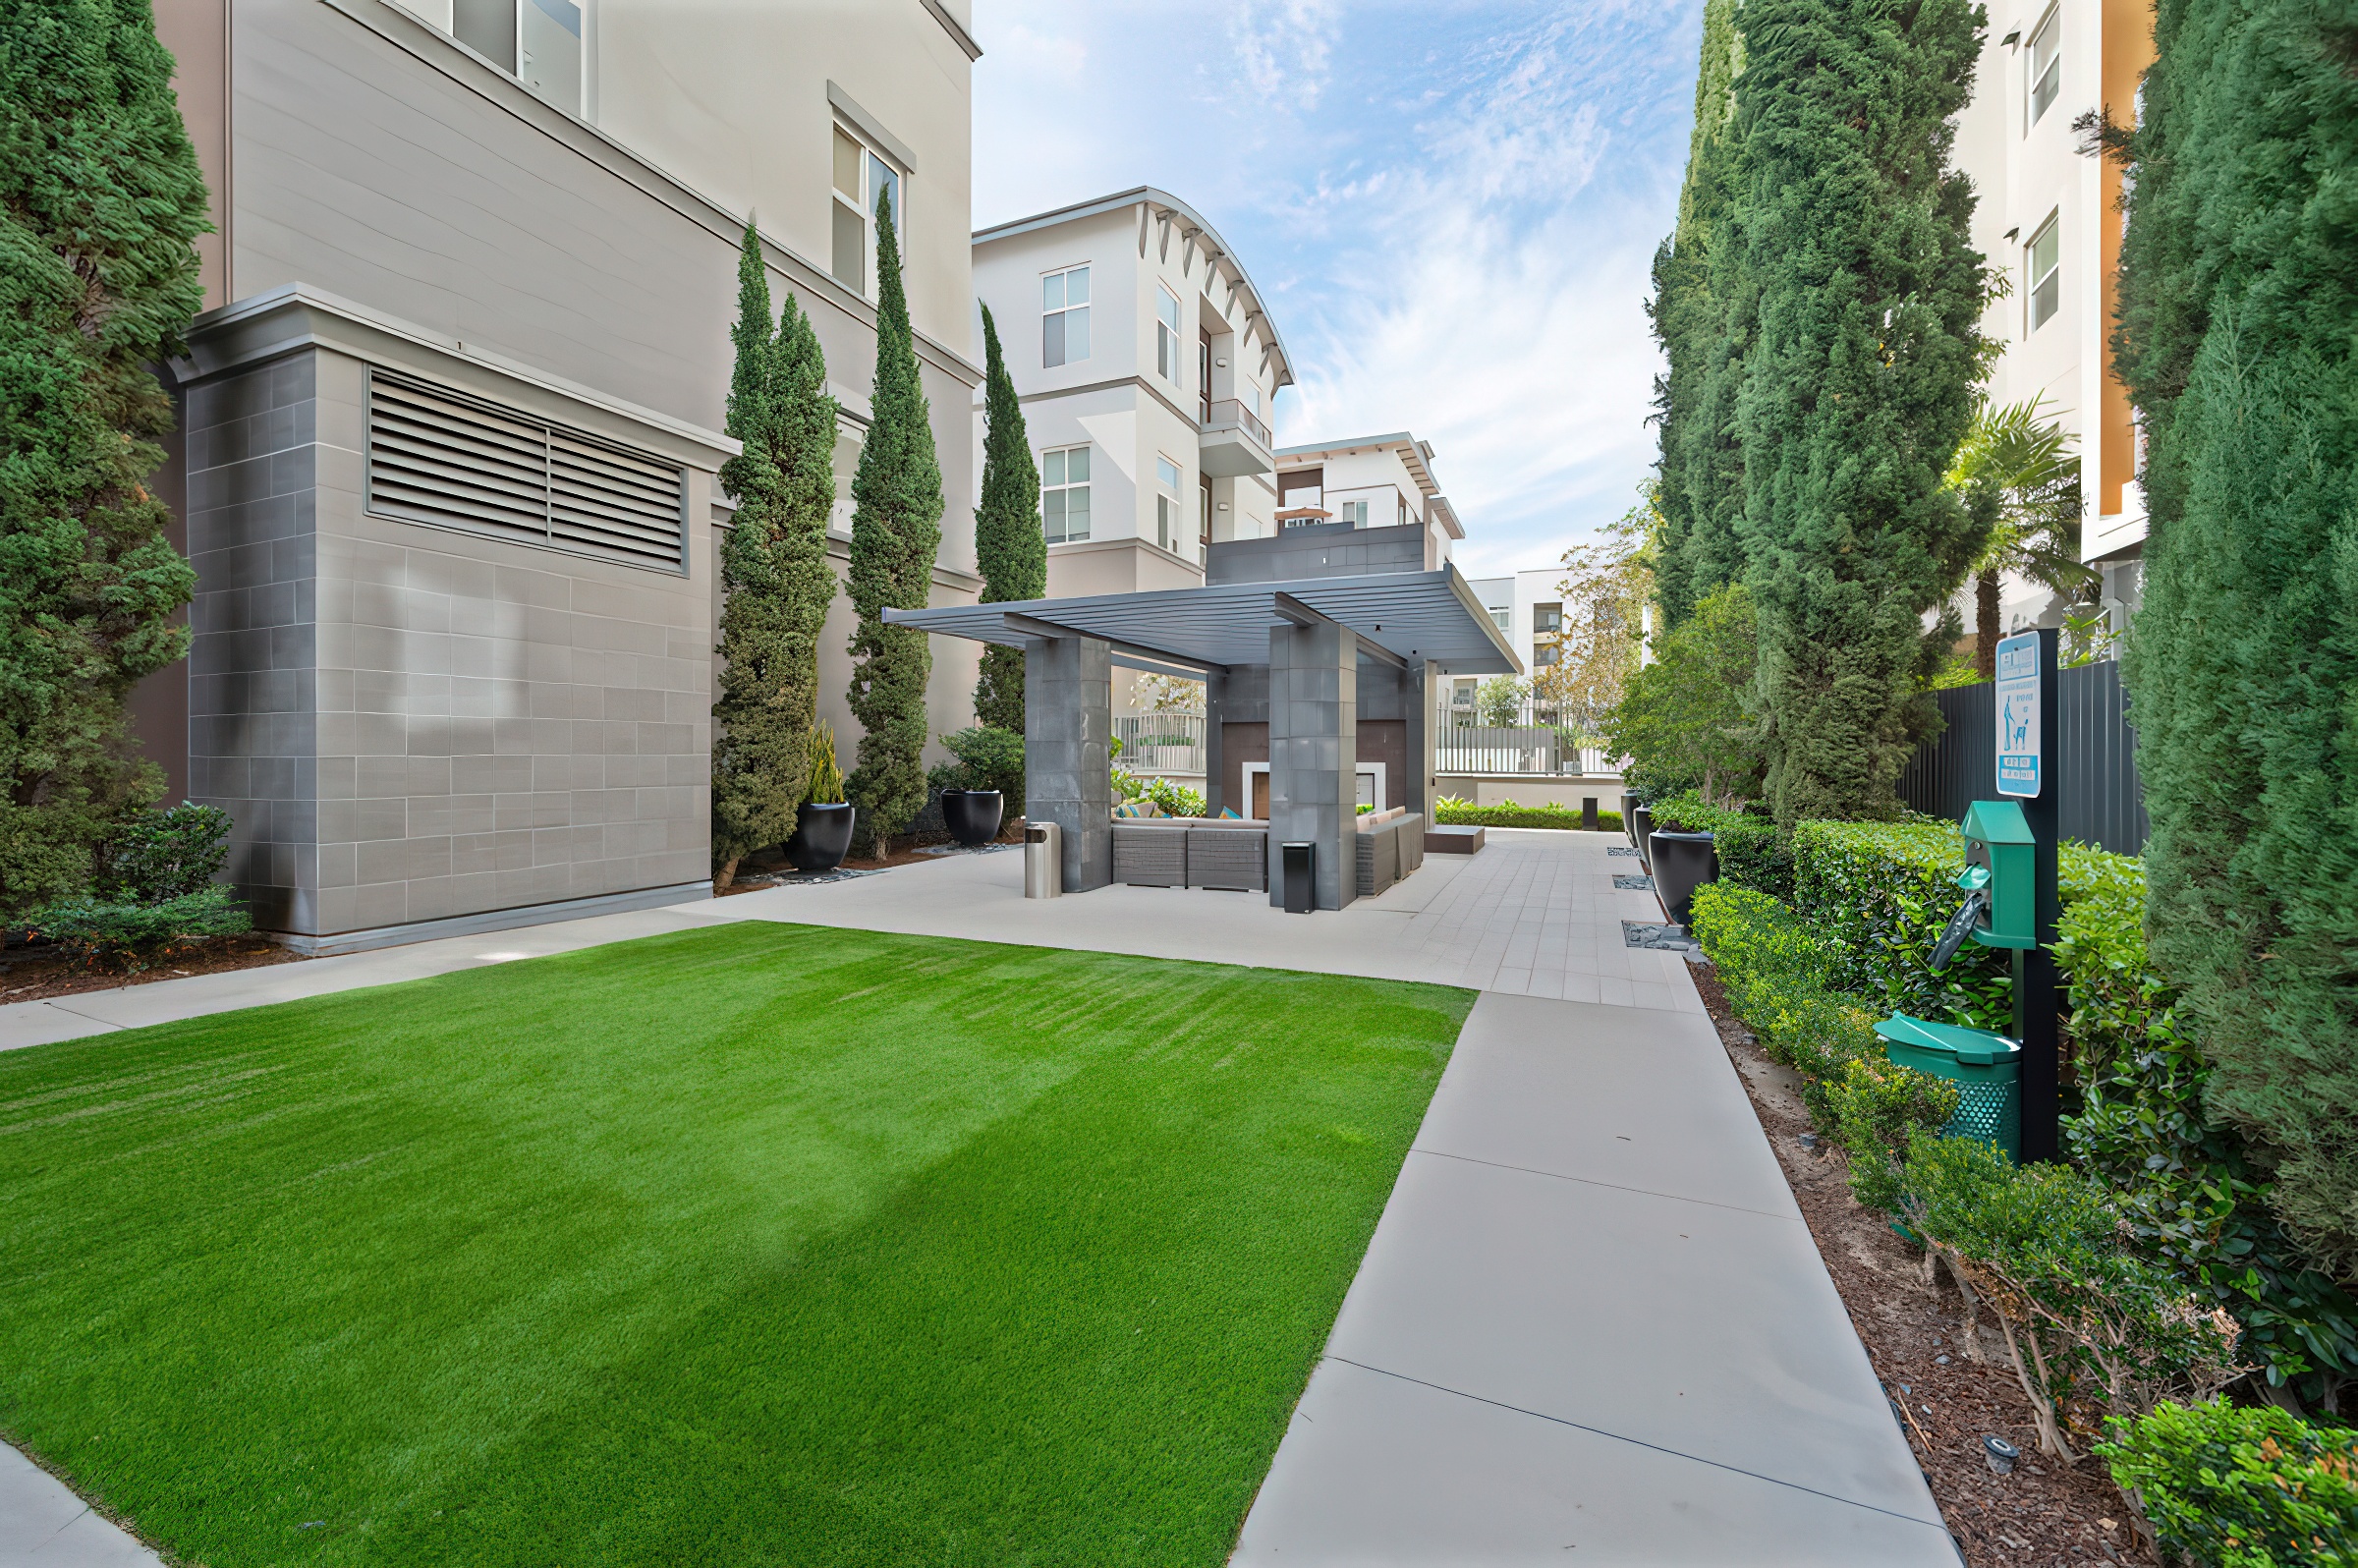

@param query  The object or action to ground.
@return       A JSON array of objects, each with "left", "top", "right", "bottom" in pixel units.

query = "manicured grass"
[{"left": 0, "top": 924, "right": 1470, "bottom": 1566}]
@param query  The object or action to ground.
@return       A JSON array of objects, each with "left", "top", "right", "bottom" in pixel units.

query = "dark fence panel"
[{"left": 1898, "top": 659, "right": 2150, "bottom": 856}]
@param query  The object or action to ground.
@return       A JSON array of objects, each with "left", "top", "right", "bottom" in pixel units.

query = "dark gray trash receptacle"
[
  {"left": 1650, "top": 830, "right": 1718, "bottom": 924},
  {"left": 1281, "top": 841, "right": 1316, "bottom": 914},
  {"left": 1582, "top": 797, "right": 1599, "bottom": 830}
]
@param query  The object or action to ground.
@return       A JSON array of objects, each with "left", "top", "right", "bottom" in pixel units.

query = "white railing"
[
  {"left": 1435, "top": 700, "right": 1621, "bottom": 776},
  {"left": 1114, "top": 712, "right": 1207, "bottom": 774},
  {"left": 1203, "top": 398, "right": 1271, "bottom": 448}
]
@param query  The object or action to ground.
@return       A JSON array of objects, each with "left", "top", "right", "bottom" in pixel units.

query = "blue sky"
[{"left": 972, "top": 0, "right": 1707, "bottom": 578}]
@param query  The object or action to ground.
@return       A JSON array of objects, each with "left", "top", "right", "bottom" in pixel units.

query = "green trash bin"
[{"left": 1872, "top": 1013, "right": 2022, "bottom": 1159}]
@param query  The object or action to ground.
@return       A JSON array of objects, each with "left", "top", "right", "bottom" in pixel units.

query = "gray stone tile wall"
[
  {"left": 1267, "top": 622, "right": 1358, "bottom": 910},
  {"left": 183, "top": 344, "right": 711, "bottom": 940},
  {"left": 1024, "top": 635, "right": 1112, "bottom": 892},
  {"left": 1206, "top": 522, "right": 1428, "bottom": 586}
]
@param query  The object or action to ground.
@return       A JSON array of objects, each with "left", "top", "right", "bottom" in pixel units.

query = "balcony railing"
[
  {"left": 1114, "top": 712, "right": 1207, "bottom": 775},
  {"left": 1202, "top": 398, "right": 1271, "bottom": 448},
  {"left": 1436, "top": 697, "right": 1622, "bottom": 777}
]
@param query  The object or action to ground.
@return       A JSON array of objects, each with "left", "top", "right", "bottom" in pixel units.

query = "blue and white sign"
[{"left": 1995, "top": 632, "right": 2042, "bottom": 798}]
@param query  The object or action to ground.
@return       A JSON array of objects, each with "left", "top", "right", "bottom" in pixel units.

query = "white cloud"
[{"left": 972, "top": 0, "right": 1704, "bottom": 578}]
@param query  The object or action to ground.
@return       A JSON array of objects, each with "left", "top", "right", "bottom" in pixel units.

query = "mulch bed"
[
  {"left": 716, "top": 827, "right": 1028, "bottom": 896},
  {"left": 1688, "top": 959, "right": 2146, "bottom": 1568},
  {"left": 0, "top": 934, "right": 306, "bottom": 1007}
]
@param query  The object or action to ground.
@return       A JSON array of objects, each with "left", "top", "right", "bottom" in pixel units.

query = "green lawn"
[{"left": 0, "top": 924, "right": 1470, "bottom": 1566}]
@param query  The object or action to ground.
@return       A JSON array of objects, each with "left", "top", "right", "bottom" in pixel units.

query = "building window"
[
  {"left": 2027, "top": 214, "right": 2060, "bottom": 332},
  {"left": 831, "top": 125, "right": 904, "bottom": 298},
  {"left": 1533, "top": 644, "right": 1562, "bottom": 668},
  {"left": 1155, "top": 456, "right": 1183, "bottom": 552},
  {"left": 453, "top": 0, "right": 581, "bottom": 114},
  {"left": 1398, "top": 495, "right": 1409, "bottom": 529},
  {"left": 1533, "top": 602, "right": 1564, "bottom": 635},
  {"left": 1156, "top": 286, "right": 1182, "bottom": 384},
  {"left": 1336, "top": 499, "right": 1369, "bottom": 527},
  {"left": 1042, "top": 265, "right": 1090, "bottom": 367},
  {"left": 1042, "top": 445, "right": 1091, "bottom": 543},
  {"left": 2026, "top": 7, "right": 2061, "bottom": 128},
  {"left": 1488, "top": 606, "right": 1510, "bottom": 635},
  {"left": 1200, "top": 475, "right": 1213, "bottom": 552}
]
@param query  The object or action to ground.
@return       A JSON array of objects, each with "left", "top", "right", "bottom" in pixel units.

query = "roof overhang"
[
  {"left": 973, "top": 187, "right": 1296, "bottom": 390},
  {"left": 885, "top": 567, "right": 1522, "bottom": 676},
  {"left": 1273, "top": 431, "right": 1441, "bottom": 497}
]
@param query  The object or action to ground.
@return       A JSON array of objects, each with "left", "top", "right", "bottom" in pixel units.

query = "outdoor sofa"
[
  {"left": 1111, "top": 808, "right": 1269, "bottom": 892},
  {"left": 1355, "top": 809, "right": 1426, "bottom": 897}
]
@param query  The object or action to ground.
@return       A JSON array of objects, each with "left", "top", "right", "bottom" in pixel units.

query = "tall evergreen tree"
[
  {"left": 2114, "top": 0, "right": 2358, "bottom": 1278},
  {"left": 1650, "top": 0, "right": 1748, "bottom": 629},
  {"left": 843, "top": 190, "right": 942, "bottom": 854},
  {"left": 0, "top": 0, "right": 208, "bottom": 914},
  {"left": 971, "top": 303, "right": 1043, "bottom": 734},
  {"left": 711, "top": 224, "right": 837, "bottom": 889},
  {"left": 1727, "top": 0, "right": 1993, "bottom": 822}
]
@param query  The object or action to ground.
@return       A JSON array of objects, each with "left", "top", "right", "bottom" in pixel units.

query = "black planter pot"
[
  {"left": 1650, "top": 830, "right": 1718, "bottom": 924},
  {"left": 941, "top": 790, "right": 1004, "bottom": 846},
  {"left": 784, "top": 802, "right": 856, "bottom": 872},
  {"left": 1622, "top": 793, "right": 1640, "bottom": 846},
  {"left": 1631, "top": 804, "right": 1656, "bottom": 868}
]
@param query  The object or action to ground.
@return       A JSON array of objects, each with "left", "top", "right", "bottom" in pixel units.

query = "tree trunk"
[
  {"left": 1976, "top": 567, "right": 2001, "bottom": 680},
  {"left": 713, "top": 857, "right": 741, "bottom": 896}
]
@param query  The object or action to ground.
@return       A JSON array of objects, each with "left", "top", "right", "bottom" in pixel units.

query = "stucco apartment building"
[
  {"left": 971, "top": 190, "right": 1295, "bottom": 598},
  {"left": 1952, "top": 0, "right": 2155, "bottom": 636},
  {"left": 141, "top": 0, "right": 987, "bottom": 952}
]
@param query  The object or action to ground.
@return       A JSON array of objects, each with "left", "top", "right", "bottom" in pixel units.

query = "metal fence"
[
  {"left": 1113, "top": 712, "right": 1207, "bottom": 775},
  {"left": 1434, "top": 699, "right": 1619, "bottom": 776},
  {"left": 1897, "top": 659, "right": 2150, "bottom": 856}
]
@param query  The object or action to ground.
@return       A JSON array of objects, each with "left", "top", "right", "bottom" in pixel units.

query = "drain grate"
[
  {"left": 1622, "top": 921, "right": 1698, "bottom": 951},
  {"left": 1613, "top": 874, "right": 1655, "bottom": 891},
  {"left": 1607, "top": 845, "right": 1640, "bottom": 858}
]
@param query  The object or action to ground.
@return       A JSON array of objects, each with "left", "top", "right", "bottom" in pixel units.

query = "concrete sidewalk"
[{"left": 1232, "top": 993, "right": 1956, "bottom": 1563}]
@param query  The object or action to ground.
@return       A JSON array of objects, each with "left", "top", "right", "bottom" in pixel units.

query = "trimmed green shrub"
[
  {"left": 1431, "top": 797, "right": 1621, "bottom": 832},
  {"left": 98, "top": 802, "right": 231, "bottom": 902},
  {"left": 926, "top": 726, "right": 1023, "bottom": 804},
  {"left": 1689, "top": 882, "right": 1955, "bottom": 1204},
  {"left": 1792, "top": 817, "right": 2012, "bottom": 1031},
  {"left": 1901, "top": 1130, "right": 2245, "bottom": 1461},
  {"left": 1648, "top": 789, "right": 1791, "bottom": 898},
  {"left": 21, "top": 885, "right": 250, "bottom": 972},
  {"left": 2098, "top": 1399, "right": 2358, "bottom": 1568}
]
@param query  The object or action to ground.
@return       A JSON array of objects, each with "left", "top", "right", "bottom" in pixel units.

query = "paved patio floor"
[{"left": 1, "top": 828, "right": 1955, "bottom": 1565}]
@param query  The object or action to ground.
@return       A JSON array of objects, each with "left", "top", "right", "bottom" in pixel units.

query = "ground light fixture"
[{"left": 1983, "top": 1434, "right": 2021, "bottom": 1476}]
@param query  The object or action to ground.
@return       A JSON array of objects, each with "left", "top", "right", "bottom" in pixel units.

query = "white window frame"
[
  {"left": 1244, "top": 760, "right": 1387, "bottom": 813},
  {"left": 830, "top": 121, "right": 906, "bottom": 299},
  {"left": 1041, "top": 443, "right": 1092, "bottom": 544},
  {"left": 2026, "top": 211, "right": 2061, "bottom": 333},
  {"left": 1041, "top": 264, "right": 1091, "bottom": 368},
  {"left": 1336, "top": 499, "right": 1369, "bottom": 527},
  {"left": 2025, "top": 5, "right": 2061, "bottom": 130},
  {"left": 1155, "top": 286, "right": 1183, "bottom": 385},
  {"left": 1154, "top": 454, "right": 1183, "bottom": 554}
]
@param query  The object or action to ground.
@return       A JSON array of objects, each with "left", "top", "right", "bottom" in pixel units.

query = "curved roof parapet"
[
  {"left": 973, "top": 188, "right": 1296, "bottom": 391},
  {"left": 883, "top": 566, "right": 1522, "bottom": 676}
]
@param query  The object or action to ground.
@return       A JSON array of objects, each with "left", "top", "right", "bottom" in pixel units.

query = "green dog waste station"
[{"left": 1871, "top": 1014, "right": 2023, "bottom": 1159}]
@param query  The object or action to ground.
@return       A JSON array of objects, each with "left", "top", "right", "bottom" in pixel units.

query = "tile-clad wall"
[
  {"left": 186, "top": 353, "right": 321, "bottom": 932},
  {"left": 308, "top": 352, "right": 711, "bottom": 937},
  {"left": 183, "top": 342, "right": 712, "bottom": 940},
  {"left": 1266, "top": 622, "right": 1359, "bottom": 911}
]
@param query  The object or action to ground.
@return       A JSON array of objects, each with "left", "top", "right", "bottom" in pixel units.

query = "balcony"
[{"left": 1199, "top": 398, "right": 1273, "bottom": 477}]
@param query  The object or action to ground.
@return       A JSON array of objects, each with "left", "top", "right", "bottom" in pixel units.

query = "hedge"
[
  {"left": 2097, "top": 1399, "right": 2358, "bottom": 1568},
  {"left": 1790, "top": 818, "right": 2358, "bottom": 1399},
  {"left": 1432, "top": 796, "right": 1621, "bottom": 832},
  {"left": 1647, "top": 790, "right": 1792, "bottom": 898}
]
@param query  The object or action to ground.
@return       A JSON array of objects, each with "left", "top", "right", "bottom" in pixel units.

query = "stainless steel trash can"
[{"left": 1023, "top": 821, "right": 1062, "bottom": 899}]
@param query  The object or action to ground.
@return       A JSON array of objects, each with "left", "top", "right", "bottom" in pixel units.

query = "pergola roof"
[{"left": 884, "top": 568, "right": 1523, "bottom": 677}]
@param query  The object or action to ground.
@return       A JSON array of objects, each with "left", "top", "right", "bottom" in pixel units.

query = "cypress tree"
[
  {"left": 1727, "top": 0, "right": 1993, "bottom": 822},
  {"left": 711, "top": 224, "right": 837, "bottom": 889},
  {"left": 2114, "top": 0, "right": 2358, "bottom": 1277},
  {"left": 843, "top": 190, "right": 942, "bottom": 855},
  {"left": 0, "top": 0, "right": 208, "bottom": 914},
  {"left": 971, "top": 303, "right": 1042, "bottom": 734},
  {"left": 1650, "top": 0, "right": 1748, "bottom": 629}
]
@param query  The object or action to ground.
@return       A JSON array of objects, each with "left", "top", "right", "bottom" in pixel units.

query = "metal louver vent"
[{"left": 366, "top": 371, "right": 685, "bottom": 573}]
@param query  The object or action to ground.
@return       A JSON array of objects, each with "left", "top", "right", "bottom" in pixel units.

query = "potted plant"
[
  {"left": 784, "top": 724, "right": 856, "bottom": 872},
  {"left": 927, "top": 726, "right": 1022, "bottom": 847}
]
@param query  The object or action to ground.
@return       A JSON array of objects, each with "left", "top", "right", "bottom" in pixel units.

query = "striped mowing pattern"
[{"left": 366, "top": 371, "right": 685, "bottom": 572}]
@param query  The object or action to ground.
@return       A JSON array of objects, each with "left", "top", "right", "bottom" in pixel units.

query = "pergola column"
[
  {"left": 1025, "top": 633, "right": 1111, "bottom": 893},
  {"left": 1267, "top": 620, "right": 1358, "bottom": 910}
]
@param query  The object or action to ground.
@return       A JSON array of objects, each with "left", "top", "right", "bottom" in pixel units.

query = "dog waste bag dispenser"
[{"left": 1871, "top": 1013, "right": 2022, "bottom": 1159}]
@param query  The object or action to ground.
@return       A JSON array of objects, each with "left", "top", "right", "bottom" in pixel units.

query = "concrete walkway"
[{"left": 1, "top": 829, "right": 1952, "bottom": 1564}]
